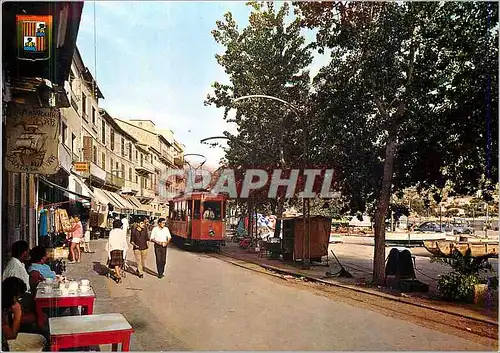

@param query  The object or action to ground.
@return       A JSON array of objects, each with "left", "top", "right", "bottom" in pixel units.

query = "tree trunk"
[
  {"left": 274, "top": 198, "right": 285, "bottom": 238},
  {"left": 373, "top": 139, "right": 397, "bottom": 285}
]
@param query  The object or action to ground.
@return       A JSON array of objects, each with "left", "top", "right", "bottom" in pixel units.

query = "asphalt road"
[{"left": 71, "top": 239, "right": 494, "bottom": 351}]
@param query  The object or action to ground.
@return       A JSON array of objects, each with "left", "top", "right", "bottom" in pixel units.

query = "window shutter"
[{"left": 83, "top": 136, "right": 93, "bottom": 161}]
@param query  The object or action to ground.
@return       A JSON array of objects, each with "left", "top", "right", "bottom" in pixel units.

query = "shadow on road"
[
  {"left": 92, "top": 261, "right": 109, "bottom": 276},
  {"left": 125, "top": 259, "right": 157, "bottom": 277}
]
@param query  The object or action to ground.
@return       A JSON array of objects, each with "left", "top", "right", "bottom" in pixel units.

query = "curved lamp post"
[
  {"left": 200, "top": 136, "right": 230, "bottom": 144},
  {"left": 231, "top": 94, "right": 311, "bottom": 269}
]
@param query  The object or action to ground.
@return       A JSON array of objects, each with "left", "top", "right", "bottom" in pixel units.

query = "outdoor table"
[
  {"left": 34, "top": 284, "right": 96, "bottom": 327},
  {"left": 49, "top": 313, "right": 134, "bottom": 351}
]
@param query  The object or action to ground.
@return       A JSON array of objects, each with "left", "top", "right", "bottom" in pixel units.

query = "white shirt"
[
  {"left": 3, "top": 257, "right": 30, "bottom": 291},
  {"left": 107, "top": 228, "right": 128, "bottom": 258},
  {"left": 150, "top": 226, "right": 171, "bottom": 243},
  {"left": 121, "top": 218, "right": 129, "bottom": 231}
]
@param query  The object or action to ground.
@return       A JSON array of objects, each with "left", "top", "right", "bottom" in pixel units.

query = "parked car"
[
  {"left": 414, "top": 222, "right": 452, "bottom": 233},
  {"left": 415, "top": 221, "right": 473, "bottom": 234},
  {"left": 450, "top": 223, "right": 473, "bottom": 235}
]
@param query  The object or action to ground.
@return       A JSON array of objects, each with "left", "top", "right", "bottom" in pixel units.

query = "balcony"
[
  {"left": 174, "top": 156, "right": 184, "bottom": 168},
  {"left": 58, "top": 144, "right": 73, "bottom": 174},
  {"left": 70, "top": 89, "right": 79, "bottom": 112},
  {"left": 135, "top": 159, "right": 154, "bottom": 175},
  {"left": 75, "top": 162, "right": 123, "bottom": 190},
  {"left": 152, "top": 158, "right": 165, "bottom": 171},
  {"left": 159, "top": 152, "right": 174, "bottom": 166},
  {"left": 122, "top": 180, "right": 140, "bottom": 194},
  {"left": 137, "top": 188, "right": 155, "bottom": 200},
  {"left": 105, "top": 172, "right": 125, "bottom": 189},
  {"left": 77, "top": 162, "right": 104, "bottom": 182}
]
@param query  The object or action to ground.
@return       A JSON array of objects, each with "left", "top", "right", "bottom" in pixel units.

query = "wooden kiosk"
[{"left": 281, "top": 215, "right": 332, "bottom": 262}]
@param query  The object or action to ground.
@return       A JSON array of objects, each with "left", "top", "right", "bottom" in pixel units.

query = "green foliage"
[
  {"left": 295, "top": 0, "right": 499, "bottom": 217},
  {"left": 432, "top": 249, "right": 494, "bottom": 301},
  {"left": 206, "top": 2, "right": 314, "bottom": 212},
  {"left": 309, "top": 197, "right": 344, "bottom": 218},
  {"left": 437, "top": 272, "right": 481, "bottom": 302},
  {"left": 294, "top": 1, "right": 498, "bottom": 281}
]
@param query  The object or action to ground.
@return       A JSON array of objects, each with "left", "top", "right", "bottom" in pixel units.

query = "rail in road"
[{"left": 208, "top": 250, "right": 498, "bottom": 345}]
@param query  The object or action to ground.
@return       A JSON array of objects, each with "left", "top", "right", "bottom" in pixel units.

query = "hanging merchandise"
[
  {"left": 54, "top": 208, "right": 71, "bottom": 233},
  {"left": 49, "top": 207, "right": 55, "bottom": 233},
  {"left": 89, "top": 210, "right": 99, "bottom": 228},
  {"left": 38, "top": 207, "right": 48, "bottom": 237}
]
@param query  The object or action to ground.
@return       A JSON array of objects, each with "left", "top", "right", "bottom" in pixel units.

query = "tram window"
[
  {"left": 194, "top": 200, "right": 201, "bottom": 220},
  {"left": 203, "top": 201, "right": 221, "bottom": 220}
]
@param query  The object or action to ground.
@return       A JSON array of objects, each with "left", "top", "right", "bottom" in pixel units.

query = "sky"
[{"left": 76, "top": 1, "right": 330, "bottom": 169}]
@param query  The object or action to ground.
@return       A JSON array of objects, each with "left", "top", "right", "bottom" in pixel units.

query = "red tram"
[{"left": 168, "top": 191, "right": 227, "bottom": 249}]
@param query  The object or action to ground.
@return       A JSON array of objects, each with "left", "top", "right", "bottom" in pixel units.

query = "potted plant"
[{"left": 433, "top": 249, "right": 495, "bottom": 303}]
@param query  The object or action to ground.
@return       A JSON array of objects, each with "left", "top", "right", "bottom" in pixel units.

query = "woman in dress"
[{"left": 107, "top": 219, "right": 128, "bottom": 283}]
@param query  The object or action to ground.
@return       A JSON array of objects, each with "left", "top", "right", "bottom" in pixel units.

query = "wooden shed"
[{"left": 281, "top": 215, "right": 332, "bottom": 262}]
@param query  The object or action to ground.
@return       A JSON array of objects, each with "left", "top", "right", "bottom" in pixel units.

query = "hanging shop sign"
[
  {"left": 5, "top": 103, "right": 60, "bottom": 174},
  {"left": 73, "top": 162, "right": 90, "bottom": 173},
  {"left": 16, "top": 14, "right": 52, "bottom": 61}
]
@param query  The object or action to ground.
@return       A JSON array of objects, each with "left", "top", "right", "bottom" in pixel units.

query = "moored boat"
[{"left": 423, "top": 240, "right": 498, "bottom": 257}]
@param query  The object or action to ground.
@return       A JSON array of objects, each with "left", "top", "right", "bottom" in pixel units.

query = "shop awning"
[
  {"left": 102, "top": 190, "right": 136, "bottom": 214},
  {"left": 39, "top": 177, "right": 92, "bottom": 206},
  {"left": 124, "top": 196, "right": 153, "bottom": 216},
  {"left": 93, "top": 188, "right": 123, "bottom": 213},
  {"left": 70, "top": 174, "right": 99, "bottom": 211}
]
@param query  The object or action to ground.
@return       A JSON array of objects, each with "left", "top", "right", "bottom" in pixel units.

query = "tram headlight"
[{"left": 209, "top": 229, "right": 215, "bottom": 237}]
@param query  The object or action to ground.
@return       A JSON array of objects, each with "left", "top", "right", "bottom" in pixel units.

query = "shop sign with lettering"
[{"left": 5, "top": 103, "right": 60, "bottom": 174}]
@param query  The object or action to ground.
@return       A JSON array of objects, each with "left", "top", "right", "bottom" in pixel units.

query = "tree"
[
  {"left": 205, "top": 1, "right": 314, "bottom": 236},
  {"left": 295, "top": 1, "right": 498, "bottom": 283}
]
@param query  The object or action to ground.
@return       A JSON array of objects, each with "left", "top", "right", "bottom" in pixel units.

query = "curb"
[{"left": 219, "top": 250, "right": 498, "bottom": 327}]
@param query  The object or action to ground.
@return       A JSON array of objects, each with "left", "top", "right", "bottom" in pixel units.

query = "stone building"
[{"left": 2, "top": 2, "right": 84, "bottom": 254}]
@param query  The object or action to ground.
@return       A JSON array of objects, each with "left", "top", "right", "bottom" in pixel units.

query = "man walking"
[
  {"left": 130, "top": 219, "right": 149, "bottom": 278},
  {"left": 149, "top": 218, "right": 171, "bottom": 278}
]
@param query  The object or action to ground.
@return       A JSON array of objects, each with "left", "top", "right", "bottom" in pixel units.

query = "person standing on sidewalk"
[
  {"left": 130, "top": 219, "right": 149, "bottom": 278},
  {"left": 149, "top": 218, "right": 171, "bottom": 279},
  {"left": 121, "top": 216, "right": 129, "bottom": 234},
  {"left": 68, "top": 215, "right": 83, "bottom": 264}
]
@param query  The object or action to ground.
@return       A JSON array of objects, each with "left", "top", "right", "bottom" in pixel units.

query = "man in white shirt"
[
  {"left": 121, "top": 216, "right": 129, "bottom": 233},
  {"left": 149, "top": 218, "right": 171, "bottom": 278},
  {"left": 3, "top": 240, "right": 31, "bottom": 291}
]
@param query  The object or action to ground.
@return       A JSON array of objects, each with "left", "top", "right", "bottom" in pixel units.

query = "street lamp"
[
  {"left": 200, "top": 136, "right": 230, "bottom": 144},
  {"left": 231, "top": 94, "right": 311, "bottom": 269}
]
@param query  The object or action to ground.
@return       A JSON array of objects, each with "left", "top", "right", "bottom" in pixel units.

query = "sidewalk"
[
  {"left": 62, "top": 241, "right": 140, "bottom": 351},
  {"left": 63, "top": 239, "right": 189, "bottom": 351},
  {"left": 220, "top": 241, "right": 498, "bottom": 325}
]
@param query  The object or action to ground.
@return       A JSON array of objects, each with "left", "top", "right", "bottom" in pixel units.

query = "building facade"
[
  {"left": 115, "top": 119, "right": 185, "bottom": 215},
  {"left": 64, "top": 53, "right": 185, "bottom": 219},
  {"left": 2, "top": 2, "right": 84, "bottom": 256}
]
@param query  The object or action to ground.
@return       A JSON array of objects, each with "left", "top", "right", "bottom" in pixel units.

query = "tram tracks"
[{"left": 209, "top": 251, "right": 498, "bottom": 348}]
